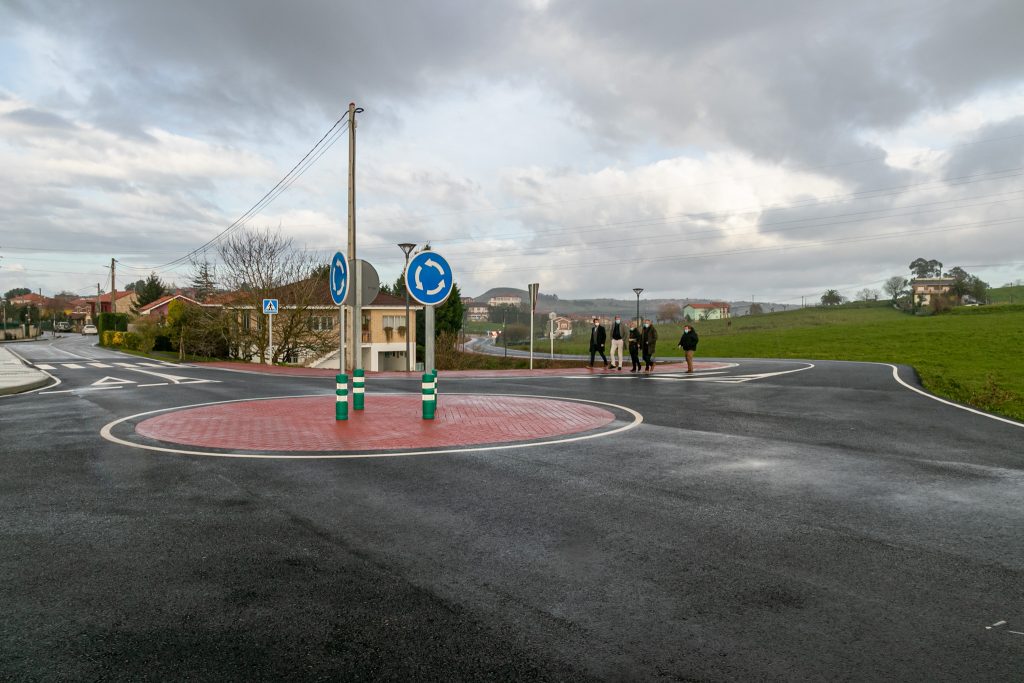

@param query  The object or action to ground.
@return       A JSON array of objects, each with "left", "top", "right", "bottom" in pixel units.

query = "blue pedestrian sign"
[
  {"left": 329, "top": 251, "right": 348, "bottom": 306},
  {"left": 262, "top": 298, "right": 279, "bottom": 315},
  {"left": 406, "top": 251, "right": 454, "bottom": 306}
]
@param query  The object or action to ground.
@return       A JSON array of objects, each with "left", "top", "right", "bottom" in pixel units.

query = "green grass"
[
  {"left": 517, "top": 303, "right": 1024, "bottom": 421},
  {"left": 988, "top": 285, "right": 1024, "bottom": 304}
]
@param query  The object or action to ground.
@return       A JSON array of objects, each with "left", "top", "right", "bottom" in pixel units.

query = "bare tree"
[
  {"left": 217, "top": 227, "right": 332, "bottom": 364},
  {"left": 855, "top": 288, "right": 879, "bottom": 301},
  {"left": 657, "top": 302, "right": 681, "bottom": 323}
]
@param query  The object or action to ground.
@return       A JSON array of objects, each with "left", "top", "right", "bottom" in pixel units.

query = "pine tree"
[
  {"left": 190, "top": 260, "right": 218, "bottom": 302},
  {"left": 135, "top": 273, "right": 168, "bottom": 308}
]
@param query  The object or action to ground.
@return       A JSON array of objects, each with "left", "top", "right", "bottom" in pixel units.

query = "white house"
[{"left": 683, "top": 302, "right": 731, "bottom": 320}]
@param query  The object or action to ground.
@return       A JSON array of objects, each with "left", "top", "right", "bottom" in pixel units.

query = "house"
[
  {"left": 226, "top": 281, "right": 422, "bottom": 371},
  {"left": 137, "top": 293, "right": 207, "bottom": 321},
  {"left": 683, "top": 302, "right": 731, "bottom": 321},
  {"left": 910, "top": 277, "right": 956, "bottom": 306},
  {"left": 8, "top": 292, "right": 50, "bottom": 307},
  {"left": 488, "top": 295, "right": 522, "bottom": 307},
  {"left": 466, "top": 303, "right": 489, "bottom": 322},
  {"left": 95, "top": 290, "right": 137, "bottom": 314}
]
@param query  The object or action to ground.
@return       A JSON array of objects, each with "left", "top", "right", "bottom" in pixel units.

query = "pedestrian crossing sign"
[{"left": 263, "top": 298, "right": 279, "bottom": 315}]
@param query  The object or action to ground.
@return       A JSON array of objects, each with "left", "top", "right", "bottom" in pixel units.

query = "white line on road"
[
  {"left": 35, "top": 364, "right": 55, "bottom": 370},
  {"left": 40, "top": 386, "right": 123, "bottom": 395},
  {"left": 888, "top": 364, "right": 1024, "bottom": 429},
  {"left": 88, "top": 362, "right": 112, "bottom": 368},
  {"left": 138, "top": 383, "right": 168, "bottom": 387},
  {"left": 61, "top": 363, "right": 84, "bottom": 369},
  {"left": 988, "top": 620, "right": 1007, "bottom": 628}
]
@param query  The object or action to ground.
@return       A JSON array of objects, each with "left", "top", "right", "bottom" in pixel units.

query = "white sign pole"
[
  {"left": 338, "top": 305, "right": 345, "bottom": 372},
  {"left": 550, "top": 318, "right": 554, "bottom": 359},
  {"left": 268, "top": 313, "right": 273, "bottom": 366}
]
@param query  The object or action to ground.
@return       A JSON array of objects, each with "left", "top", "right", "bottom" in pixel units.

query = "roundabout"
[{"left": 101, "top": 392, "right": 644, "bottom": 458}]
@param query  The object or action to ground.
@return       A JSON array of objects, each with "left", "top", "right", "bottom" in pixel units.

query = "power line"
[{"left": 121, "top": 113, "right": 351, "bottom": 272}]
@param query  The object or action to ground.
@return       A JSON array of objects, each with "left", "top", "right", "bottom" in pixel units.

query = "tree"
[
  {"left": 216, "top": 227, "right": 331, "bottom": 364},
  {"left": 748, "top": 303, "right": 764, "bottom": 315},
  {"left": 3, "top": 287, "right": 31, "bottom": 300},
  {"left": 855, "top": 288, "right": 879, "bottom": 302},
  {"left": 415, "top": 282, "right": 466, "bottom": 346},
  {"left": 134, "top": 272, "right": 168, "bottom": 309},
  {"left": 883, "top": 276, "right": 908, "bottom": 303},
  {"left": 820, "top": 289, "right": 845, "bottom": 306},
  {"left": 909, "top": 257, "right": 942, "bottom": 279},
  {"left": 189, "top": 259, "right": 218, "bottom": 302},
  {"left": 657, "top": 302, "right": 681, "bottom": 323}
]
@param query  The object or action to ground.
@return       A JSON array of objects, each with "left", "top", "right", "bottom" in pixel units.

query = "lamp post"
[
  {"left": 398, "top": 242, "right": 416, "bottom": 371},
  {"left": 502, "top": 310, "right": 508, "bottom": 358},
  {"left": 633, "top": 287, "right": 644, "bottom": 328}
]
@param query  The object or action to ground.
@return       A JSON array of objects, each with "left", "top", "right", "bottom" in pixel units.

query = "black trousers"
[
  {"left": 642, "top": 349, "right": 654, "bottom": 370},
  {"left": 629, "top": 345, "right": 641, "bottom": 371},
  {"left": 590, "top": 344, "right": 608, "bottom": 365}
]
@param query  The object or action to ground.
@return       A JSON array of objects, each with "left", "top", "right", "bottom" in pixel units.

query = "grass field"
[
  {"left": 522, "top": 303, "right": 1024, "bottom": 421},
  {"left": 988, "top": 285, "right": 1024, "bottom": 304}
]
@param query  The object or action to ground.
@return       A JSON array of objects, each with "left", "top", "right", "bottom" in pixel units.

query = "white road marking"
[
  {"left": 121, "top": 367, "right": 218, "bottom": 385},
  {"left": 988, "top": 620, "right": 1007, "bottom": 628},
  {"left": 92, "top": 376, "right": 136, "bottom": 386},
  {"left": 1008, "top": 631, "right": 1024, "bottom": 636},
  {"left": 113, "top": 362, "right": 136, "bottom": 367},
  {"left": 35, "top": 364, "right": 55, "bottom": 370},
  {"left": 88, "top": 362, "right": 112, "bottom": 368},
  {"left": 138, "top": 383, "right": 168, "bottom": 387},
  {"left": 61, "top": 363, "right": 84, "bottom": 369},
  {"left": 99, "top": 392, "right": 643, "bottom": 460},
  {"left": 887, "top": 364, "right": 1024, "bottom": 429},
  {"left": 41, "top": 386, "right": 123, "bottom": 395}
]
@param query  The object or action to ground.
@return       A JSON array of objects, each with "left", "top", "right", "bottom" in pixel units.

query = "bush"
[
  {"left": 121, "top": 332, "right": 141, "bottom": 350},
  {"left": 101, "top": 331, "right": 116, "bottom": 346},
  {"left": 154, "top": 335, "right": 173, "bottom": 352}
]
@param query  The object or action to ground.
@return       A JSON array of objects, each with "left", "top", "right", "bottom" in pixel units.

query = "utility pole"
[
  {"left": 110, "top": 258, "right": 117, "bottom": 317},
  {"left": 347, "top": 102, "right": 365, "bottom": 373}
]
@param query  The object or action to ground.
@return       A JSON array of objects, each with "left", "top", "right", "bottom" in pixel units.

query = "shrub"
[
  {"left": 101, "top": 331, "right": 116, "bottom": 346},
  {"left": 121, "top": 332, "right": 141, "bottom": 350},
  {"left": 111, "top": 331, "right": 125, "bottom": 347}
]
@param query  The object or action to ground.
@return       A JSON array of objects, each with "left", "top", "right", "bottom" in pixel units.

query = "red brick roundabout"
[{"left": 126, "top": 394, "right": 631, "bottom": 456}]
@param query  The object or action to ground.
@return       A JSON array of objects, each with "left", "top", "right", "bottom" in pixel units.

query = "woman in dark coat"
[
  {"left": 677, "top": 324, "right": 699, "bottom": 373},
  {"left": 627, "top": 322, "right": 642, "bottom": 372}
]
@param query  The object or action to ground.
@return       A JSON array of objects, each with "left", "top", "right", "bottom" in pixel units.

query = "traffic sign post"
[
  {"left": 528, "top": 283, "right": 539, "bottom": 370},
  {"left": 405, "top": 252, "right": 454, "bottom": 375},
  {"left": 329, "top": 252, "right": 348, "bottom": 372},
  {"left": 262, "top": 299, "right": 278, "bottom": 366},
  {"left": 549, "top": 311, "right": 556, "bottom": 359},
  {"left": 344, "top": 259, "right": 380, "bottom": 373}
]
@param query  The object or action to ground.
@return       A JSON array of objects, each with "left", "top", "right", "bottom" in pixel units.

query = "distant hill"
[{"left": 470, "top": 287, "right": 796, "bottom": 317}]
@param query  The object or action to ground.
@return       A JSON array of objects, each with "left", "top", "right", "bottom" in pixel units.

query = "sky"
[{"left": 1, "top": 0, "right": 1023, "bottom": 305}]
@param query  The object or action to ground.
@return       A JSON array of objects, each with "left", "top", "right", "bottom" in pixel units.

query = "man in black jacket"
[
  {"left": 589, "top": 317, "right": 608, "bottom": 368},
  {"left": 641, "top": 319, "right": 658, "bottom": 372},
  {"left": 677, "top": 324, "right": 699, "bottom": 373}
]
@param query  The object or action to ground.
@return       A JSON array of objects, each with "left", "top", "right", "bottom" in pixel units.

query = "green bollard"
[
  {"left": 432, "top": 368, "right": 439, "bottom": 408},
  {"left": 421, "top": 372, "right": 436, "bottom": 420},
  {"left": 335, "top": 373, "right": 349, "bottom": 421},
  {"left": 353, "top": 368, "right": 365, "bottom": 411}
]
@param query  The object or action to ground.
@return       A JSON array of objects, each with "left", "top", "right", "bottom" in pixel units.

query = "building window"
[
  {"left": 308, "top": 315, "right": 333, "bottom": 332},
  {"left": 383, "top": 315, "right": 405, "bottom": 328}
]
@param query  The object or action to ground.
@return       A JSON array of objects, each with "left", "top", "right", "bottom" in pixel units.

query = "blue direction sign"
[
  {"left": 262, "top": 298, "right": 279, "bottom": 315},
  {"left": 406, "top": 252, "right": 454, "bottom": 306},
  {"left": 329, "top": 251, "right": 348, "bottom": 305}
]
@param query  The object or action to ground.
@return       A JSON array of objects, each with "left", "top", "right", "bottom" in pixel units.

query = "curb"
[{"left": 0, "top": 375, "right": 53, "bottom": 396}]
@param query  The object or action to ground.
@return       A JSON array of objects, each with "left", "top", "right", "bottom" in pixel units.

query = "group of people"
[{"left": 589, "top": 316, "right": 699, "bottom": 373}]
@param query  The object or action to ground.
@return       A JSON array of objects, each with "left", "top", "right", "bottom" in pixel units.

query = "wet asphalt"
[{"left": 1, "top": 335, "right": 1022, "bottom": 681}]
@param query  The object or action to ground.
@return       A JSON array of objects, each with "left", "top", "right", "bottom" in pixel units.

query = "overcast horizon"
[{"left": 2, "top": 0, "right": 1023, "bottom": 306}]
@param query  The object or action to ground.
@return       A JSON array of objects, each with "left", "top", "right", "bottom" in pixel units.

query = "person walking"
[
  {"left": 608, "top": 315, "right": 626, "bottom": 370},
  {"left": 627, "top": 321, "right": 642, "bottom": 372},
  {"left": 589, "top": 316, "right": 608, "bottom": 368},
  {"left": 641, "top": 318, "right": 658, "bottom": 372},
  {"left": 677, "top": 323, "right": 699, "bottom": 373}
]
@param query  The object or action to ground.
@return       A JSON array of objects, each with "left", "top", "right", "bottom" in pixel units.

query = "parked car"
[
  {"left": 55, "top": 321, "right": 71, "bottom": 332},
  {"left": 82, "top": 324, "right": 98, "bottom": 335}
]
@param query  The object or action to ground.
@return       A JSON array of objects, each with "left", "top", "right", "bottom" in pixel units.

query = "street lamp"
[
  {"left": 398, "top": 242, "right": 416, "bottom": 371},
  {"left": 633, "top": 288, "right": 644, "bottom": 328}
]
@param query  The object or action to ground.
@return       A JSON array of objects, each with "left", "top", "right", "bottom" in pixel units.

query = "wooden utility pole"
[{"left": 110, "top": 258, "right": 117, "bottom": 315}]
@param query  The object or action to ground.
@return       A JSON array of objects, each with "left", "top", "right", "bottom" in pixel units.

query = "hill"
[{"left": 988, "top": 285, "right": 1024, "bottom": 304}]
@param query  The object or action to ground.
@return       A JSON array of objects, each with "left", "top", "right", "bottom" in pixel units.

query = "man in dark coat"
[
  {"left": 641, "top": 319, "right": 658, "bottom": 372},
  {"left": 677, "top": 324, "right": 699, "bottom": 373},
  {"left": 589, "top": 316, "right": 608, "bottom": 368}
]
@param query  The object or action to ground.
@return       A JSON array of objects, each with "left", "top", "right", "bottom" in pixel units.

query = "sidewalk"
[{"left": 0, "top": 344, "right": 52, "bottom": 395}]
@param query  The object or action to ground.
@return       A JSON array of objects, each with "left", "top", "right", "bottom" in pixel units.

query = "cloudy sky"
[{"left": 1, "top": 0, "right": 1023, "bottom": 305}]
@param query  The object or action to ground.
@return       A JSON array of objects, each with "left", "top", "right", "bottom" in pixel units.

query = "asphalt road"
[{"left": 1, "top": 335, "right": 1022, "bottom": 680}]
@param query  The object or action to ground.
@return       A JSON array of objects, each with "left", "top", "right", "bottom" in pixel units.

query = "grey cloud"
[
  {"left": 944, "top": 117, "right": 1024, "bottom": 178},
  {"left": 3, "top": 107, "right": 75, "bottom": 129}
]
